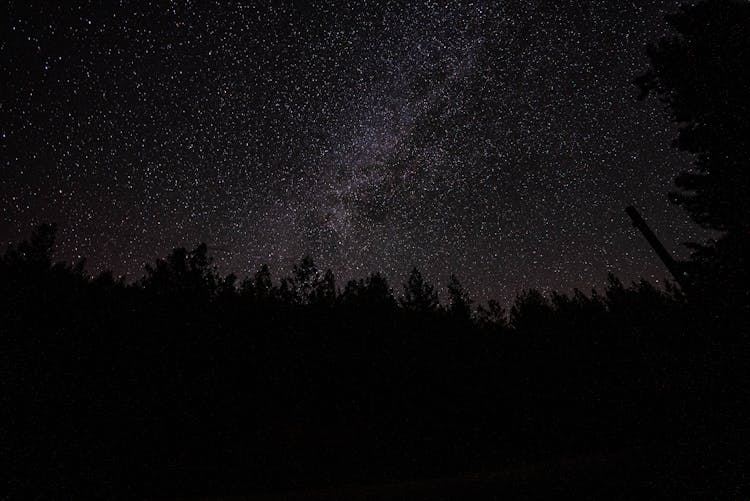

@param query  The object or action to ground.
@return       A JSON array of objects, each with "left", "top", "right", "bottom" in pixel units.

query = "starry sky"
[{"left": 1, "top": 1, "right": 707, "bottom": 303}]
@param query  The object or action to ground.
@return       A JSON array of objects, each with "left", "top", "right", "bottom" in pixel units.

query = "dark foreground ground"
[{"left": 170, "top": 428, "right": 748, "bottom": 500}]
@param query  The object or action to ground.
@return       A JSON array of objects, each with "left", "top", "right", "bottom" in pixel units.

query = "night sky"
[{"left": 1, "top": 1, "right": 707, "bottom": 303}]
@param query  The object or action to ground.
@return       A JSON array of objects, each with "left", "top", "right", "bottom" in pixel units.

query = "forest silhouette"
[{"left": 4, "top": 0, "right": 750, "bottom": 498}]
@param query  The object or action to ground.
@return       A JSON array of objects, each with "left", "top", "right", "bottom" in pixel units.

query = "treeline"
[{"left": 3, "top": 224, "right": 747, "bottom": 497}]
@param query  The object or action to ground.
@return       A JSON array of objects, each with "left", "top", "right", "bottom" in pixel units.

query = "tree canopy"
[{"left": 636, "top": 0, "right": 750, "bottom": 233}]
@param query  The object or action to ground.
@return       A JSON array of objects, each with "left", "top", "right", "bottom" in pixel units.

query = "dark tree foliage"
[
  {"left": 636, "top": 0, "right": 750, "bottom": 233},
  {"left": 476, "top": 298, "right": 508, "bottom": 330},
  {"left": 3, "top": 224, "right": 747, "bottom": 498},
  {"left": 446, "top": 274, "right": 473, "bottom": 320},
  {"left": 139, "top": 243, "right": 218, "bottom": 299},
  {"left": 636, "top": 0, "right": 750, "bottom": 314},
  {"left": 400, "top": 267, "right": 439, "bottom": 312},
  {"left": 341, "top": 272, "right": 396, "bottom": 309}
]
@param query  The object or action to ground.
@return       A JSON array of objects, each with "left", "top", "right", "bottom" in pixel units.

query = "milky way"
[{"left": 1, "top": 1, "right": 706, "bottom": 303}]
